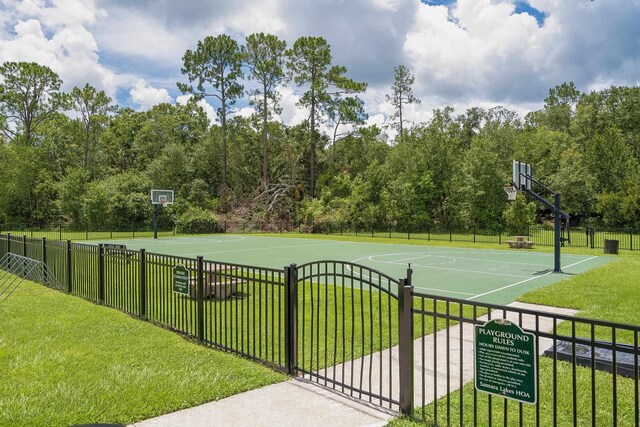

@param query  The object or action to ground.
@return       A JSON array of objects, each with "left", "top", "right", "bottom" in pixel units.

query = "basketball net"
[
  {"left": 504, "top": 184, "right": 517, "bottom": 201},
  {"left": 161, "top": 200, "right": 168, "bottom": 208}
]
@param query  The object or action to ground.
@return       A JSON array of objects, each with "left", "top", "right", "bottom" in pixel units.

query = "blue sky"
[{"left": 0, "top": 0, "right": 638, "bottom": 127}]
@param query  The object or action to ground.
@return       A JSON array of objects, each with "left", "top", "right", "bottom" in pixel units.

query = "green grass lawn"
[
  {"left": 520, "top": 252, "right": 640, "bottom": 327},
  {"left": 0, "top": 281, "right": 286, "bottom": 427}
]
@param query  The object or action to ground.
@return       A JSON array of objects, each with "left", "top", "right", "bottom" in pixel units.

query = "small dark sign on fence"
[
  {"left": 173, "top": 264, "right": 189, "bottom": 295},
  {"left": 475, "top": 319, "right": 537, "bottom": 404}
]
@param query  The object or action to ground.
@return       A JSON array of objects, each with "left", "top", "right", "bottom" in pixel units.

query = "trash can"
[{"left": 604, "top": 239, "right": 619, "bottom": 254}]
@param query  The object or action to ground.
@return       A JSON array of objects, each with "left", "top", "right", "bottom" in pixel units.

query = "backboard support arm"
[{"left": 520, "top": 184, "right": 570, "bottom": 273}]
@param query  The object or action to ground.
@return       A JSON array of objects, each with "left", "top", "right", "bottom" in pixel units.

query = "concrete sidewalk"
[
  {"left": 131, "top": 302, "right": 576, "bottom": 427},
  {"left": 130, "top": 378, "right": 394, "bottom": 427}
]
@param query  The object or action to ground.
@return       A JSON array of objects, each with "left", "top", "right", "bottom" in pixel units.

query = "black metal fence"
[
  {"left": 6, "top": 220, "right": 640, "bottom": 252},
  {"left": 408, "top": 287, "right": 640, "bottom": 425},
  {"left": 2, "top": 232, "right": 640, "bottom": 423},
  {"left": 0, "top": 233, "right": 289, "bottom": 371},
  {"left": 314, "top": 223, "right": 640, "bottom": 252},
  {"left": 0, "top": 223, "right": 176, "bottom": 242},
  {"left": 295, "top": 261, "right": 401, "bottom": 408}
]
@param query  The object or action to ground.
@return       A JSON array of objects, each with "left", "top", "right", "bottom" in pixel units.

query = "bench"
[
  {"left": 506, "top": 236, "right": 535, "bottom": 249},
  {"left": 189, "top": 264, "right": 246, "bottom": 300},
  {"left": 103, "top": 243, "right": 127, "bottom": 254}
]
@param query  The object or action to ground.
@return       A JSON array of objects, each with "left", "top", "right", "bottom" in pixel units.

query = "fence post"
[
  {"left": 285, "top": 263, "right": 298, "bottom": 375},
  {"left": 98, "top": 244, "right": 105, "bottom": 304},
  {"left": 398, "top": 275, "right": 414, "bottom": 416},
  {"left": 585, "top": 228, "right": 589, "bottom": 248},
  {"left": 138, "top": 249, "right": 146, "bottom": 319},
  {"left": 450, "top": 228, "right": 452, "bottom": 242},
  {"left": 22, "top": 235, "right": 27, "bottom": 276},
  {"left": 630, "top": 229, "right": 633, "bottom": 251},
  {"left": 59, "top": 224, "right": 62, "bottom": 241},
  {"left": 197, "top": 256, "right": 205, "bottom": 342},
  {"left": 473, "top": 225, "right": 476, "bottom": 243},
  {"left": 6, "top": 233, "right": 10, "bottom": 271},
  {"left": 67, "top": 240, "right": 72, "bottom": 293},
  {"left": 42, "top": 237, "right": 47, "bottom": 283}
]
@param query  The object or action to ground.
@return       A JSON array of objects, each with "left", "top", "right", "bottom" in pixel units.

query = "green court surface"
[{"left": 96, "top": 235, "right": 612, "bottom": 305}]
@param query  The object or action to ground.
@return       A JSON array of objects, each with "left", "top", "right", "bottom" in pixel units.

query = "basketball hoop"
[
  {"left": 161, "top": 200, "right": 168, "bottom": 208},
  {"left": 504, "top": 184, "right": 517, "bottom": 201}
]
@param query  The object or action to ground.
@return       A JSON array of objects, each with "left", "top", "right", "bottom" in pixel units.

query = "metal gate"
[{"left": 288, "top": 261, "right": 408, "bottom": 410}]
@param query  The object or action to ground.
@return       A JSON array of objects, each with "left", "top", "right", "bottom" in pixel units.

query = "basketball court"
[{"left": 91, "top": 234, "right": 611, "bottom": 305}]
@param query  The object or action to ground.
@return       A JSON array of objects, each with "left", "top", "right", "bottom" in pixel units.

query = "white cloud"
[
  {"left": 371, "top": 0, "right": 403, "bottom": 12},
  {"left": 235, "top": 107, "right": 255, "bottom": 119},
  {"left": 1, "top": 0, "right": 639, "bottom": 128},
  {"left": 279, "top": 85, "right": 309, "bottom": 126},
  {"left": 93, "top": 8, "right": 187, "bottom": 64},
  {"left": 0, "top": 0, "right": 118, "bottom": 98},
  {"left": 176, "top": 94, "right": 217, "bottom": 125},
  {"left": 403, "top": 0, "right": 640, "bottom": 107},
  {"left": 130, "top": 79, "right": 171, "bottom": 110}
]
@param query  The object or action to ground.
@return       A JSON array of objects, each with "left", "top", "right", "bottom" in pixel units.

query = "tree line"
[{"left": 1, "top": 33, "right": 639, "bottom": 233}]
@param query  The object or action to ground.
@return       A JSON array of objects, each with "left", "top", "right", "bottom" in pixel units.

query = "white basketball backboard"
[{"left": 512, "top": 160, "right": 532, "bottom": 191}]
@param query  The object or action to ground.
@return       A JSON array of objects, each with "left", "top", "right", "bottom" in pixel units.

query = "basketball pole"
[
  {"left": 554, "top": 193, "right": 562, "bottom": 273},
  {"left": 519, "top": 178, "right": 568, "bottom": 273},
  {"left": 153, "top": 204, "right": 158, "bottom": 239}
]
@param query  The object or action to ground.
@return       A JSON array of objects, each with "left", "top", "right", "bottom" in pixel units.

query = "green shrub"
[
  {"left": 502, "top": 193, "right": 536, "bottom": 235},
  {"left": 175, "top": 207, "right": 222, "bottom": 234}
]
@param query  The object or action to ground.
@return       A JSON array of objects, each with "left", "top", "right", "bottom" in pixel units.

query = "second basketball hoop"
[{"left": 504, "top": 184, "right": 517, "bottom": 201}]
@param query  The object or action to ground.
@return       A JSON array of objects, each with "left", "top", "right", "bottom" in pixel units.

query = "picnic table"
[
  {"left": 103, "top": 243, "right": 132, "bottom": 262},
  {"left": 189, "top": 263, "right": 245, "bottom": 299},
  {"left": 506, "top": 236, "right": 535, "bottom": 249}
]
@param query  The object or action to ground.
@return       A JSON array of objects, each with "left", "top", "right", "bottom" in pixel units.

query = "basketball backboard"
[
  {"left": 512, "top": 160, "right": 532, "bottom": 191},
  {"left": 151, "top": 189, "right": 174, "bottom": 205}
]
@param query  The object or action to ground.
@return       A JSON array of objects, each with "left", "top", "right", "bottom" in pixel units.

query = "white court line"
[
  {"left": 386, "top": 262, "right": 531, "bottom": 279},
  {"left": 355, "top": 255, "right": 529, "bottom": 278},
  {"left": 350, "top": 254, "right": 531, "bottom": 279},
  {"left": 420, "top": 287, "right": 477, "bottom": 296},
  {"left": 367, "top": 252, "right": 551, "bottom": 269},
  {"left": 182, "top": 240, "right": 356, "bottom": 257},
  {"left": 466, "top": 256, "right": 598, "bottom": 301}
]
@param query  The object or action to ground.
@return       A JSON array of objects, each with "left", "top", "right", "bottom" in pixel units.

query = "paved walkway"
[{"left": 131, "top": 302, "right": 576, "bottom": 427}]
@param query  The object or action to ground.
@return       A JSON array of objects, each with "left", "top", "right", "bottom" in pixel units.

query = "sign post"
[
  {"left": 475, "top": 319, "right": 537, "bottom": 404},
  {"left": 173, "top": 264, "right": 190, "bottom": 296}
]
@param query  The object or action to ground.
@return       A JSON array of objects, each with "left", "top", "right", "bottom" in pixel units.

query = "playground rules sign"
[
  {"left": 475, "top": 319, "right": 537, "bottom": 404},
  {"left": 173, "top": 264, "right": 190, "bottom": 295}
]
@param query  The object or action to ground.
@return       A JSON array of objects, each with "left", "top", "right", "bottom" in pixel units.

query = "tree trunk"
[
  {"left": 221, "top": 89, "right": 228, "bottom": 192},
  {"left": 84, "top": 125, "right": 90, "bottom": 169},
  {"left": 399, "top": 99, "right": 404, "bottom": 145},
  {"left": 310, "top": 93, "right": 316, "bottom": 198},
  {"left": 24, "top": 119, "right": 31, "bottom": 145},
  {"left": 262, "top": 86, "right": 269, "bottom": 187}
]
